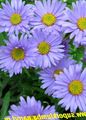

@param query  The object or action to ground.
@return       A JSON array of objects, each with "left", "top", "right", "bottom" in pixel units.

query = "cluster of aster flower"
[{"left": 1, "top": 0, "right": 86, "bottom": 119}]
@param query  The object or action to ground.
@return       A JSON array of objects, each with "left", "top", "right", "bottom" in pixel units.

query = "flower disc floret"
[
  {"left": 77, "top": 17, "right": 86, "bottom": 30},
  {"left": 42, "top": 13, "right": 56, "bottom": 26},
  {"left": 10, "top": 13, "right": 22, "bottom": 25},
  {"left": 54, "top": 69, "right": 63, "bottom": 75},
  {"left": 11, "top": 48, "right": 25, "bottom": 61},
  {"left": 38, "top": 41, "right": 50, "bottom": 55},
  {"left": 68, "top": 80, "right": 83, "bottom": 95}
]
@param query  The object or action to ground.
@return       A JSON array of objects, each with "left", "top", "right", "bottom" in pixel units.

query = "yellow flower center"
[
  {"left": 53, "top": 69, "right": 63, "bottom": 80},
  {"left": 68, "top": 80, "right": 83, "bottom": 95},
  {"left": 54, "top": 69, "right": 63, "bottom": 75},
  {"left": 11, "top": 48, "right": 25, "bottom": 61},
  {"left": 77, "top": 17, "right": 86, "bottom": 30},
  {"left": 38, "top": 41, "right": 50, "bottom": 55},
  {"left": 10, "top": 13, "right": 22, "bottom": 25},
  {"left": 42, "top": 13, "right": 56, "bottom": 26}
]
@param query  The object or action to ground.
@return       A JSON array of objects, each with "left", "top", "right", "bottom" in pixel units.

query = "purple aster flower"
[
  {"left": 29, "top": 29, "right": 65, "bottom": 68},
  {"left": 39, "top": 57, "right": 75, "bottom": 96},
  {"left": 0, "top": 0, "right": 34, "bottom": 34},
  {"left": 0, "top": 35, "right": 36, "bottom": 77},
  {"left": 61, "top": 0, "right": 86, "bottom": 46},
  {"left": 53, "top": 64, "right": 86, "bottom": 112},
  {"left": 7, "top": 96, "right": 58, "bottom": 120},
  {"left": 31, "top": 0, "right": 66, "bottom": 33}
]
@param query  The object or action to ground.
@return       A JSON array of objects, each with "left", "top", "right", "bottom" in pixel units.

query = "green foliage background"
[{"left": 0, "top": 0, "right": 86, "bottom": 120}]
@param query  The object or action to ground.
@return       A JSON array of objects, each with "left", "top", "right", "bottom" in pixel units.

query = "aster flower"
[
  {"left": 53, "top": 64, "right": 86, "bottom": 112},
  {"left": 39, "top": 57, "right": 75, "bottom": 95},
  {"left": 0, "top": 35, "right": 36, "bottom": 77},
  {"left": 7, "top": 96, "right": 58, "bottom": 120},
  {"left": 0, "top": 0, "right": 34, "bottom": 34},
  {"left": 31, "top": 0, "right": 66, "bottom": 33},
  {"left": 29, "top": 29, "right": 64, "bottom": 68},
  {"left": 61, "top": 0, "right": 86, "bottom": 46}
]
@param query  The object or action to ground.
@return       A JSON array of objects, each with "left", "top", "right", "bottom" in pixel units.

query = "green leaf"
[
  {"left": 75, "top": 117, "right": 86, "bottom": 120},
  {"left": 0, "top": 32, "right": 8, "bottom": 45},
  {"left": 0, "top": 91, "right": 10, "bottom": 120},
  {"left": 69, "top": 42, "right": 84, "bottom": 63}
]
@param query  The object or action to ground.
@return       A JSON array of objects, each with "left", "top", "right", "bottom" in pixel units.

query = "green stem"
[{"left": 24, "top": 68, "right": 31, "bottom": 78}]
